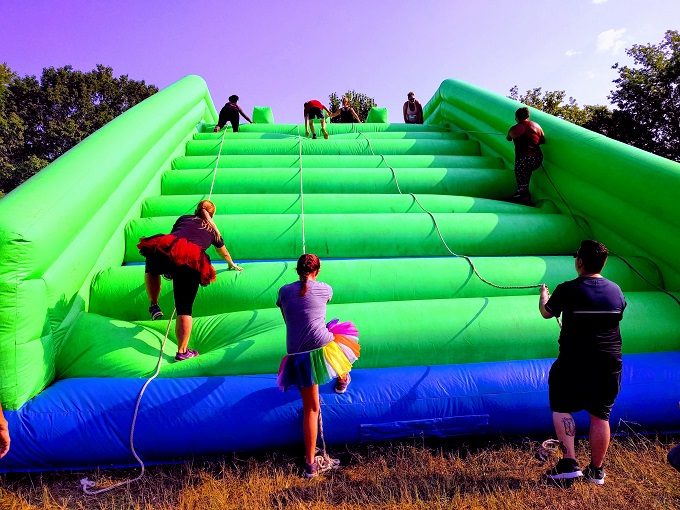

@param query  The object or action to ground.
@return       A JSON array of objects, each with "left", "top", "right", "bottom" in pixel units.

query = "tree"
[
  {"left": 509, "top": 30, "right": 680, "bottom": 162},
  {"left": 0, "top": 64, "right": 158, "bottom": 195},
  {"left": 328, "top": 90, "right": 377, "bottom": 122},
  {"left": 608, "top": 30, "right": 680, "bottom": 160}
]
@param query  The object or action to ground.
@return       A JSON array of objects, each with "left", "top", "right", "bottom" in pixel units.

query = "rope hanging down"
[
  {"left": 296, "top": 126, "right": 307, "bottom": 255},
  {"left": 358, "top": 133, "right": 541, "bottom": 291},
  {"left": 81, "top": 309, "right": 177, "bottom": 494}
]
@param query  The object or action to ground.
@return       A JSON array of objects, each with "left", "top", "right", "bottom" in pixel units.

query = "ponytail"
[
  {"left": 296, "top": 253, "right": 321, "bottom": 297},
  {"left": 194, "top": 200, "right": 222, "bottom": 241}
]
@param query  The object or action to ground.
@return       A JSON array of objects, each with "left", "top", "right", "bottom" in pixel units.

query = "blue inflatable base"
[{"left": 2, "top": 352, "right": 679, "bottom": 472}]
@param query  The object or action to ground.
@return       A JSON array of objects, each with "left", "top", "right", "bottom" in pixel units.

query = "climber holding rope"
[
  {"left": 506, "top": 106, "right": 545, "bottom": 205},
  {"left": 137, "top": 199, "right": 243, "bottom": 361},
  {"left": 276, "top": 254, "right": 360, "bottom": 478}
]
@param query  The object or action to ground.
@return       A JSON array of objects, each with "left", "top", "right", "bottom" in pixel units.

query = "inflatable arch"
[{"left": 0, "top": 76, "right": 678, "bottom": 471}]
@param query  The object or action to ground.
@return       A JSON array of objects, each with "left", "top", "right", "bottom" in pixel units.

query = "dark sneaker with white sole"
[
  {"left": 149, "top": 303, "right": 164, "bottom": 320},
  {"left": 583, "top": 464, "right": 606, "bottom": 485},
  {"left": 545, "top": 458, "right": 583, "bottom": 481}
]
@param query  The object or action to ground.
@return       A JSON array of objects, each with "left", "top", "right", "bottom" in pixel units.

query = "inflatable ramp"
[{"left": 1, "top": 76, "right": 679, "bottom": 471}]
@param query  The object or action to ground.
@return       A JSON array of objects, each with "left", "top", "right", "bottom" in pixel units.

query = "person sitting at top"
[
  {"left": 403, "top": 91, "right": 423, "bottom": 124},
  {"left": 330, "top": 96, "right": 362, "bottom": 123},
  {"left": 303, "top": 100, "right": 331, "bottom": 139},
  {"left": 506, "top": 106, "right": 545, "bottom": 204},
  {"left": 214, "top": 95, "right": 252, "bottom": 133},
  {"left": 137, "top": 200, "right": 243, "bottom": 361}
]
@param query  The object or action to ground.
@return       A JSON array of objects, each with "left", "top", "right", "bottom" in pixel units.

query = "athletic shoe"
[
  {"left": 312, "top": 134, "right": 317, "bottom": 139},
  {"left": 304, "top": 454, "right": 340, "bottom": 478},
  {"left": 545, "top": 458, "right": 583, "bottom": 481},
  {"left": 335, "top": 373, "right": 351, "bottom": 394},
  {"left": 149, "top": 304, "right": 163, "bottom": 321},
  {"left": 175, "top": 349, "right": 199, "bottom": 361},
  {"left": 583, "top": 464, "right": 606, "bottom": 485}
]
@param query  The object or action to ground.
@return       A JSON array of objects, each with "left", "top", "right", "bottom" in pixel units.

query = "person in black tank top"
[
  {"left": 330, "top": 96, "right": 362, "bottom": 123},
  {"left": 539, "top": 240, "right": 626, "bottom": 484}
]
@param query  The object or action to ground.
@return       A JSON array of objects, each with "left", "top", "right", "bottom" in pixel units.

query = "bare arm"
[
  {"left": 238, "top": 106, "right": 252, "bottom": 123},
  {"left": 351, "top": 107, "right": 362, "bottom": 123},
  {"left": 403, "top": 102, "right": 408, "bottom": 122},
  {"left": 216, "top": 245, "right": 243, "bottom": 271},
  {"left": 539, "top": 284, "right": 554, "bottom": 319},
  {"left": 0, "top": 403, "right": 9, "bottom": 459}
]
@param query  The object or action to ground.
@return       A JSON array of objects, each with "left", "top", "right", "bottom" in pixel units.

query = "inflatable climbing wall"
[{"left": 1, "top": 76, "right": 679, "bottom": 471}]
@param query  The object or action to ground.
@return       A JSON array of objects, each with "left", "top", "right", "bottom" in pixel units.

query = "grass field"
[{"left": 1, "top": 435, "right": 678, "bottom": 510}]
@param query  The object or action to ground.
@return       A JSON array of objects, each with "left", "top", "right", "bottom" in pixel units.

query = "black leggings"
[{"left": 145, "top": 254, "right": 201, "bottom": 316}]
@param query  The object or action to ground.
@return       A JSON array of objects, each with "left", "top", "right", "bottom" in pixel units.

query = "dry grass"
[{"left": 1, "top": 435, "right": 678, "bottom": 510}]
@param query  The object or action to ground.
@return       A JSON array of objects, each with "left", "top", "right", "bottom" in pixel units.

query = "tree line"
[
  {"left": 1, "top": 30, "right": 677, "bottom": 195},
  {"left": 0, "top": 64, "right": 157, "bottom": 195},
  {"left": 510, "top": 30, "right": 679, "bottom": 162}
]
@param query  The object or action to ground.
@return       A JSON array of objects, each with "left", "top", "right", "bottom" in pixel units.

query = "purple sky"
[{"left": 3, "top": 0, "right": 678, "bottom": 122}]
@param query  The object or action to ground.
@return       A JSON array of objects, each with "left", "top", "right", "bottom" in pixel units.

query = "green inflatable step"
[
  {"left": 209, "top": 123, "right": 450, "bottom": 134},
  {"left": 141, "top": 194, "right": 543, "bottom": 217},
  {"left": 161, "top": 167, "right": 515, "bottom": 197},
  {"left": 185, "top": 139, "right": 480, "bottom": 157},
  {"left": 58, "top": 292, "right": 680, "bottom": 380},
  {"left": 90, "top": 256, "right": 662, "bottom": 321},
  {"left": 124, "top": 212, "right": 582, "bottom": 262},
  {"left": 171, "top": 154, "right": 504, "bottom": 169},
  {"left": 194, "top": 131, "right": 466, "bottom": 141}
]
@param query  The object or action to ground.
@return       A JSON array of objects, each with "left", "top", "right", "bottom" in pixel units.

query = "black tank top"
[{"left": 339, "top": 106, "right": 354, "bottom": 123}]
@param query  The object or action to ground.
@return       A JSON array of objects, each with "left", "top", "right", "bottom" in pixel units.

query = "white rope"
[
  {"left": 81, "top": 309, "right": 177, "bottom": 494},
  {"left": 296, "top": 126, "right": 307, "bottom": 255},
  {"left": 207, "top": 129, "right": 227, "bottom": 201}
]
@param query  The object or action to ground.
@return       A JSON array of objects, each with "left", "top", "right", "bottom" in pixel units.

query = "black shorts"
[
  {"left": 307, "top": 107, "right": 323, "bottom": 120},
  {"left": 548, "top": 357, "right": 622, "bottom": 420},
  {"left": 145, "top": 254, "right": 201, "bottom": 316}
]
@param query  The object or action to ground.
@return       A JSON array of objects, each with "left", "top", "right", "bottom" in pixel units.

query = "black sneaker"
[
  {"left": 583, "top": 464, "right": 605, "bottom": 485},
  {"left": 312, "top": 134, "right": 317, "bottom": 139},
  {"left": 149, "top": 303, "right": 163, "bottom": 320},
  {"left": 545, "top": 458, "right": 583, "bottom": 481}
]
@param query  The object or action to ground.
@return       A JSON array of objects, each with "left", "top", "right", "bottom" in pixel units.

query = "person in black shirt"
[
  {"left": 330, "top": 96, "right": 362, "bottom": 123},
  {"left": 539, "top": 240, "right": 626, "bottom": 484},
  {"left": 214, "top": 95, "right": 252, "bottom": 133},
  {"left": 506, "top": 107, "right": 545, "bottom": 205},
  {"left": 137, "top": 200, "right": 243, "bottom": 361}
]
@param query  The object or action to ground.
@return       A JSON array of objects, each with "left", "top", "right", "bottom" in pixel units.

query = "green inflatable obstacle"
[{"left": 1, "top": 74, "right": 678, "bottom": 472}]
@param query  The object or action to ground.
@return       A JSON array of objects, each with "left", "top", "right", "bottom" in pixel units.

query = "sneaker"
[
  {"left": 149, "top": 304, "right": 164, "bottom": 320},
  {"left": 312, "top": 134, "right": 317, "bottom": 139},
  {"left": 583, "top": 464, "right": 606, "bottom": 485},
  {"left": 545, "top": 458, "right": 583, "bottom": 481},
  {"left": 335, "top": 373, "right": 351, "bottom": 394},
  {"left": 304, "top": 454, "right": 340, "bottom": 478},
  {"left": 175, "top": 349, "right": 199, "bottom": 361}
]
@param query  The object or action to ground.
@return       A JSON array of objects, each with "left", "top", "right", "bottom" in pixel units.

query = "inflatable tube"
[{"left": 3, "top": 352, "right": 679, "bottom": 472}]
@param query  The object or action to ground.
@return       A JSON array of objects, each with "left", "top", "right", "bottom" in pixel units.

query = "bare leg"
[
  {"left": 320, "top": 118, "right": 328, "bottom": 139},
  {"left": 589, "top": 415, "right": 610, "bottom": 468},
  {"left": 300, "top": 385, "right": 320, "bottom": 465},
  {"left": 552, "top": 411, "right": 577, "bottom": 459},
  {"left": 176, "top": 314, "right": 192, "bottom": 353},
  {"left": 145, "top": 273, "right": 161, "bottom": 304},
  {"left": 304, "top": 118, "right": 310, "bottom": 137},
  {"left": 309, "top": 119, "right": 316, "bottom": 137}
]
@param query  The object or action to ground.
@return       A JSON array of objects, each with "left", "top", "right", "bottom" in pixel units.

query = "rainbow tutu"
[{"left": 277, "top": 319, "right": 360, "bottom": 390}]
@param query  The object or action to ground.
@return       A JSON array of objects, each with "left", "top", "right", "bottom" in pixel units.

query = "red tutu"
[{"left": 137, "top": 234, "right": 216, "bottom": 286}]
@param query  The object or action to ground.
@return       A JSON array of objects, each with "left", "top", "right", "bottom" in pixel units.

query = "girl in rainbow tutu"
[{"left": 276, "top": 254, "right": 361, "bottom": 478}]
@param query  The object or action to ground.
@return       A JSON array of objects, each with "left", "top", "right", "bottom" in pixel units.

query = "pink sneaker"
[{"left": 175, "top": 349, "right": 199, "bottom": 361}]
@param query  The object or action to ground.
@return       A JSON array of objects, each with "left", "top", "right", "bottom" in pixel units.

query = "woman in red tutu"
[
  {"left": 277, "top": 254, "right": 360, "bottom": 477},
  {"left": 137, "top": 199, "right": 242, "bottom": 361}
]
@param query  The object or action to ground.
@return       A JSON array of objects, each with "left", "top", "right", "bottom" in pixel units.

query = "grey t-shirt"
[{"left": 277, "top": 279, "right": 334, "bottom": 354}]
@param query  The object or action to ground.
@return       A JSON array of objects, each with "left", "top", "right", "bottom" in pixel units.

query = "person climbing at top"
[
  {"left": 330, "top": 96, "right": 362, "bottom": 123},
  {"left": 403, "top": 91, "right": 423, "bottom": 124},
  {"left": 137, "top": 200, "right": 243, "bottom": 361},
  {"left": 506, "top": 106, "right": 545, "bottom": 205},
  {"left": 214, "top": 95, "right": 252, "bottom": 133},
  {"left": 303, "top": 100, "right": 331, "bottom": 139}
]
